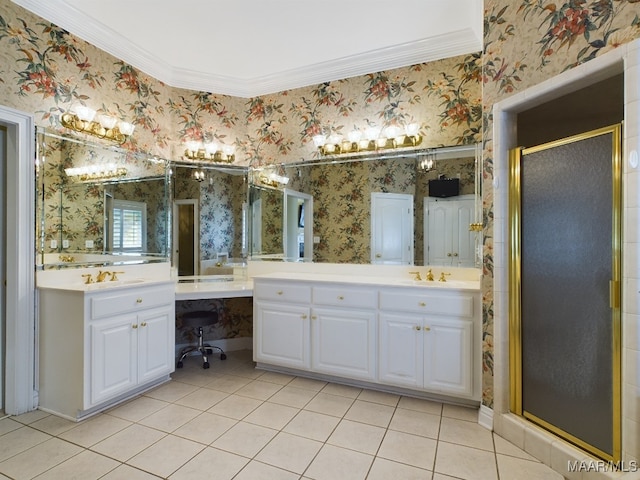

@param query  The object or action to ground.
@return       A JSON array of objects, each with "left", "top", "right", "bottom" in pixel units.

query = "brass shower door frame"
[{"left": 508, "top": 124, "right": 622, "bottom": 462}]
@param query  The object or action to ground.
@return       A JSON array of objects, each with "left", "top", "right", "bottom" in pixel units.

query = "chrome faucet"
[{"left": 96, "top": 270, "right": 112, "bottom": 283}]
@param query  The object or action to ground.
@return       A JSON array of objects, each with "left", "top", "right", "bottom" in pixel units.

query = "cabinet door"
[
  {"left": 311, "top": 308, "right": 376, "bottom": 381},
  {"left": 423, "top": 318, "right": 473, "bottom": 397},
  {"left": 137, "top": 306, "right": 174, "bottom": 384},
  {"left": 254, "top": 301, "right": 311, "bottom": 369},
  {"left": 378, "top": 313, "right": 423, "bottom": 388},
  {"left": 90, "top": 314, "right": 137, "bottom": 405}
]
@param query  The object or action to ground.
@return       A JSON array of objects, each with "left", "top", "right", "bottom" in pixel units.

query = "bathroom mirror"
[
  {"left": 171, "top": 163, "right": 248, "bottom": 276},
  {"left": 36, "top": 128, "right": 170, "bottom": 269},
  {"left": 248, "top": 144, "right": 481, "bottom": 266}
]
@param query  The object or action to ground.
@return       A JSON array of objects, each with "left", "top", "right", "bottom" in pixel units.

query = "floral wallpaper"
[{"left": 481, "top": 0, "right": 640, "bottom": 408}]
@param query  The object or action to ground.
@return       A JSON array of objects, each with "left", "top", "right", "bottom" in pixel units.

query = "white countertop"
[{"left": 175, "top": 278, "right": 254, "bottom": 300}]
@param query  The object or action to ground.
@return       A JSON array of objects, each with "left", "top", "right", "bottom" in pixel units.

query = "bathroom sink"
[
  {"left": 396, "top": 279, "right": 479, "bottom": 289},
  {"left": 85, "top": 278, "right": 147, "bottom": 290}
]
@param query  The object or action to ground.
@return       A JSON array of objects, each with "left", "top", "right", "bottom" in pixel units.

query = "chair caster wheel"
[
  {"left": 220, "top": 353, "right": 227, "bottom": 360},
  {"left": 203, "top": 362, "right": 210, "bottom": 369},
  {"left": 176, "top": 361, "right": 183, "bottom": 368},
  {"left": 205, "top": 347, "right": 213, "bottom": 355}
]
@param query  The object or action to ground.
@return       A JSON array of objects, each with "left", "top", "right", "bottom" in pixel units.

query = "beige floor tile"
[
  {"left": 33, "top": 449, "right": 120, "bottom": 480},
  {"left": 255, "top": 431, "right": 323, "bottom": 474},
  {"left": 287, "top": 377, "right": 327, "bottom": 392},
  {"left": 304, "top": 392, "right": 355, "bottom": 417},
  {"left": 100, "top": 464, "right": 161, "bottom": 480},
  {"left": 228, "top": 364, "right": 264, "bottom": 379},
  {"left": 243, "top": 402, "right": 299, "bottom": 430},
  {"left": 205, "top": 374, "right": 252, "bottom": 393},
  {"left": 497, "top": 454, "right": 564, "bottom": 480},
  {"left": 366, "top": 457, "right": 432, "bottom": 480},
  {"left": 389, "top": 407, "right": 441, "bottom": 439},
  {"left": 138, "top": 404, "right": 201, "bottom": 433},
  {"left": 438, "top": 417, "right": 494, "bottom": 452},
  {"left": 494, "top": 433, "right": 538, "bottom": 461},
  {"left": 434, "top": 442, "right": 498, "bottom": 480},
  {"left": 357, "top": 389, "right": 400, "bottom": 407},
  {"left": 170, "top": 368, "right": 219, "bottom": 387},
  {"left": 0, "top": 417, "right": 24, "bottom": 436},
  {"left": 91, "top": 424, "right": 166, "bottom": 462},
  {"left": 0, "top": 437, "right": 82, "bottom": 479},
  {"left": 327, "top": 419, "right": 385, "bottom": 455},
  {"left": 377, "top": 429, "right": 437, "bottom": 471},
  {"left": 235, "top": 380, "right": 283, "bottom": 401},
  {"left": 432, "top": 473, "right": 464, "bottom": 479},
  {"left": 321, "top": 383, "right": 362, "bottom": 399},
  {"left": 268, "top": 386, "right": 317, "bottom": 408},
  {"left": 207, "top": 394, "right": 262, "bottom": 420},
  {"left": 344, "top": 400, "right": 395, "bottom": 428},
  {"left": 144, "top": 381, "right": 198, "bottom": 403},
  {"left": 442, "top": 403, "right": 479, "bottom": 422},
  {"left": 304, "top": 444, "right": 373, "bottom": 480},
  {"left": 59, "top": 414, "right": 131, "bottom": 447},
  {"left": 211, "top": 421, "right": 277, "bottom": 458},
  {"left": 172, "top": 412, "right": 237, "bottom": 445},
  {"left": 10, "top": 410, "right": 50, "bottom": 425},
  {"left": 397, "top": 396, "right": 443, "bottom": 415},
  {"left": 282, "top": 410, "right": 340, "bottom": 442},
  {"left": 173, "top": 386, "right": 229, "bottom": 411},
  {"left": 127, "top": 435, "right": 204, "bottom": 478},
  {"left": 169, "top": 446, "right": 248, "bottom": 480},
  {"left": 106, "top": 396, "right": 169, "bottom": 422},
  {"left": 0, "top": 426, "right": 51, "bottom": 462},
  {"left": 256, "top": 371, "right": 296, "bottom": 386},
  {"left": 29, "top": 414, "right": 77, "bottom": 436},
  {"left": 234, "top": 460, "right": 299, "bottom": 480}
]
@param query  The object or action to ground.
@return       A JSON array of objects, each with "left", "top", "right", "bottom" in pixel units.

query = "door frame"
[
  {"left": 370, "top": 192, "right": 414, "bottom": 264},
  {"left": 1, "top": 105, "right": 36, "bottom": 415}
]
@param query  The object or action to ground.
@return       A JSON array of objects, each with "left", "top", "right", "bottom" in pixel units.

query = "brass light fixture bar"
[
  {"left": 183, "top": 140, "right": 236, "bottom": 163},
  {"left": 64, "top": 165, "right": 128, "bottom": 182},
  {"left": 61, "top": 106, "right": 135, "bottom": 144},
  {"left": 313, "top": 123, "right": 422, "bottom": 156}
]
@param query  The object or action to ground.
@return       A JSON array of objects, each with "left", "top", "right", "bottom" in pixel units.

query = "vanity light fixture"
[
  {"left": 194, "top": 170, "right": 206, "bottom": 182},
  {"left": 183, "top": 141, "right": 236, "bottom": 163},
  {"left": 313, "top": 122, "right": 422, "bottom": 156},
  {"left": 61, "top": 106, "right": 135, "bottom": 144},
  {"left": 418, "top": 149, "right": 436, "bottom": 172},
  {"left": 259, "top": 172, "right": 290, "bottom": 188},
  {"left": 64, "top": 164, "right": 128, "bottom": 182}
]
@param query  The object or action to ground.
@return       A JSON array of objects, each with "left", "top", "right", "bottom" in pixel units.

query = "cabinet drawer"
[
  {"left": 379, "top": 290, "right": 474, "bottom": 318},
  {"left": 255, "top": 282, "right": 311, "bottom": 303},
  {"left": 313, "top": 286, "right": 376, "bottom": 309},
  {"left": 90, "top": 284, "right": 174, "bottom": 320}
]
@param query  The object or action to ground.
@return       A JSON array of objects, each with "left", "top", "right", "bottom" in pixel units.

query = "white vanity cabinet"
[
  {"left": 38, "top": 281, "right": 175, "bottom": 420},
  {"left": 253, "top": 274, "right": 481, "bottom": 402},
  {"left": 378, "top": 288, "right": 476, "bottom": 398}
]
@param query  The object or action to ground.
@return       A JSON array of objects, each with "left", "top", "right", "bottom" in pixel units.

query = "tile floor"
[{"left": 0, "top": 350, "right": 565, "bottom": 479}]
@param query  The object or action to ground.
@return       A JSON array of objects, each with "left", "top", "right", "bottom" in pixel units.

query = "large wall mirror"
[
  {"left": 248, "top": 144, "right": 482, "bottom": 267},
  {"left": 36, "top": 128, "right": 170, "bottom": 269},
  {"left": 171, "top": 164, "right": 248, "bottom": 276}
]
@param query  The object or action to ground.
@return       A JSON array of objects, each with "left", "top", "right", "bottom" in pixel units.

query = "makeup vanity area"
[{"left": 34, "top": 128, "right": 483, "bottom": 420}]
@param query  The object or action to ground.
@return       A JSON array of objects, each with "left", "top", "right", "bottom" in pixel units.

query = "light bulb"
[
  {"left": 312, "top": 134, "right": 326, "bottom": 147},
  {"left": 222, "top": 144, "right": 235, "bottom": 156},
  {"left": 117, "top": 121, "right": 135, "bottom": 136},
  {"left": 204, "top": 142, "right": 219, "bottom": 155},
  {"left": 74, "top": 106, "right": 96, "bottom": 122},
  {"left": 348, "top": 129, "right": 362, "bottom": 143},
  {"left": 186, "top": 141, "right": 200, "bottom": 154},
  {"left": 405, "top": 123, "right": 420, "bottom": 136},
  {"left": 365, "top": 127, "right": 380, "bottom": 141},
  {"left": 98, "top": 115, "right": 117, "bottom": 129}
]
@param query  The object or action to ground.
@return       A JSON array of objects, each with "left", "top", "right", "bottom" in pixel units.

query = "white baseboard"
[{"left": 478, "top": 404, "right": 494, "bottom": 430}]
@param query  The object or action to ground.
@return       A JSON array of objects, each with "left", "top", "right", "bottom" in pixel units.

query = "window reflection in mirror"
[
  {"left": 248, "top": 144, "right": 481, "bottom": 267},
  {"left": 36, "top": 128, "right": 170, "bottom": 268}
]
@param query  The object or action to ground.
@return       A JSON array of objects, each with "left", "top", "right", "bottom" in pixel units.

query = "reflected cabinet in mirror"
[
  {"left": 36, "top": 128, "right": 170, "bottom": 268},
  {"left": 171, "top": 164, "right": 248, "bottom": 276},
  {"left": 248, "top": 144, "right": 481, "bottom": 267}
]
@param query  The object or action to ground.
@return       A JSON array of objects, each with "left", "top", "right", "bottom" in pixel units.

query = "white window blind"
[{"left": 112, "top": 200, "right": 146, "bottom": 252}]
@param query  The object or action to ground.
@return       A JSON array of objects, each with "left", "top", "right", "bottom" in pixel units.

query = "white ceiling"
[{"left": 12, "top": 0, "right": 483, "bottom": 98}]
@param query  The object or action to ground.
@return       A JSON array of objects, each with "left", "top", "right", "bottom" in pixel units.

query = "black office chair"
[{"left": 176, "top": 310, "right": 227, "bottom": 369}]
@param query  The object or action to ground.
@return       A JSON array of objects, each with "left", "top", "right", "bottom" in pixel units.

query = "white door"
[
  {"left": 454, "top": 200, "right": 475, "bottom": 267},
  {"left": 378, "top": 313, "right": 423, "bottom": 388},
  {"left": 371, "top": 193, "right": 413, "bottom": 264},
  {"left": 254, "top": 302, "right": 310, "bottom": 369},
  {"left": 311, "top": 308, "right": 376, "bottom": 381},
  {"left": 425, "top": 196, "right": 475, "bottom": 267},
  {"left": 423, "top": 318, "right": 473, "bottom": 397},
  {"left": 137, "top": 307, "right": 173, "bottom": 383},
  {"left": 90, "top": 315, "right": 137, "bottom": 405}
]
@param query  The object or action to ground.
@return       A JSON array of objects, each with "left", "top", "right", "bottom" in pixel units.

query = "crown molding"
[{"left": 12, "top": 0, "right": 482, "bottom": 98}]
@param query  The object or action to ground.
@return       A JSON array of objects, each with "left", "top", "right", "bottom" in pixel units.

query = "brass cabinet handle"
[
  {"left": 311, "top": 315, "right": 317, "bottom": 320},
  {"left": 132, "top": 324, "right": 138, "bottom": 329},
  {"left": 424, "top": 326, "right": 431, "bottom": 331},
  {"left": 301, "top": 314, "right": 308, "bottom": 319},
  {"left": 140, "top": 322, "right": 147, "bottom": 327},
  {"left": 277, "top": 290, "right": 283, "bottom": 295},
  {"left": 337, "top": 295, "right": 344, "bottom": 300},
  {"left": 414, "top": 325, "right": 421, "bottom": 331},
  {"left": 136, "top": 298, "right": 143, "bottom": 303},
  {"left": 419, "top": 302, "right": 426, "bottom": 307},
  {"left": 375, "top": 253, "right": 381, "bottom": 258}
]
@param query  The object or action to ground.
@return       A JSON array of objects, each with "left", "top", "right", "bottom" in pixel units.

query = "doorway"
[
  {"left": 283, "top": 189, "right": 313, "bottom": 261},
  {"left": 173, "top": 200, "right": 199, "bottom": 276},
  {"left": 509, "top": 125, "right": 622, "bottom": 461},
  {"left": 371, "top": 192, "right": 413, "bottom": 264}
]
